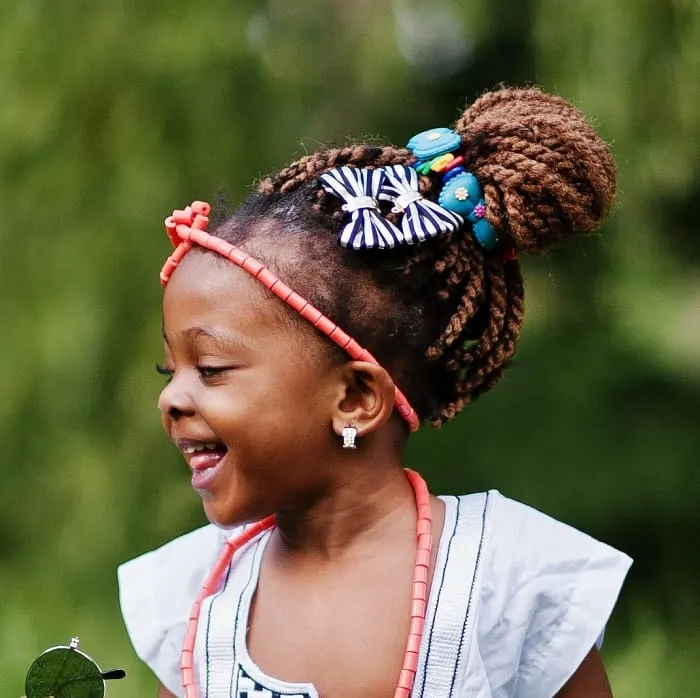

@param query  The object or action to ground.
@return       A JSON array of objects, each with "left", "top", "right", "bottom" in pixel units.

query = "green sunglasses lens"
[{"left": 25, "top": 642, "right": 106, "bottom": 698}]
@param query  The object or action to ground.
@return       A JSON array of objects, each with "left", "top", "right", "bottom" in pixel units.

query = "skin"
[{"left": 155, "top": 249, "right": 614, "bottom": 698}]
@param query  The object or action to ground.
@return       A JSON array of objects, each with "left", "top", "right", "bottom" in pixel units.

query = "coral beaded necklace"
[{"left": 180, "top": 469, "right": 433, "bottom": 698}]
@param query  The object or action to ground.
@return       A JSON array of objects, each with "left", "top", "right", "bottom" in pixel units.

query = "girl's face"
[{"left": 158, "top": 250, "right": 343, "bottom": 527}]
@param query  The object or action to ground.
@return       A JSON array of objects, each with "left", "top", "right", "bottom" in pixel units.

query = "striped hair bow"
[
  {"left": 318, "top": 167, "right": 403, "bottom": 249},
  {"left": 379, "top": 165, "right": 463, "bottom": 244}
]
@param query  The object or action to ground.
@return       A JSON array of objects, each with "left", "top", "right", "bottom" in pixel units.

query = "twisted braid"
[
  {"left": 258, "top": 145, "right": 413, "bottom": 195},
  {"left": 214, "top": 86, "right": 616, "bottom": 428},
  {"left": 457, "top": 87, "right": 616, "bottom": 252}
]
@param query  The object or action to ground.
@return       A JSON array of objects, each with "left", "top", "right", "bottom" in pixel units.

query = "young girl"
[{"left": 118, "top": 87, "right": 632, "bottom": 698}]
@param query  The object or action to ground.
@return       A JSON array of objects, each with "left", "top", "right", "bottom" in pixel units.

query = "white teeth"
[{"left": 183, "top": 443, "right": 221, "bottom": 454}]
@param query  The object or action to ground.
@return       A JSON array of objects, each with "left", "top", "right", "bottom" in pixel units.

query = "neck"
[{"left": 273, "top": 457, "right": 418, "bottom": 562}]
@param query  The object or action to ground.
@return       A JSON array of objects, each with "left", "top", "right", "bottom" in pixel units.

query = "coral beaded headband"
[{"left": 159, "top": 200, "right": 421, "bottom": 432}]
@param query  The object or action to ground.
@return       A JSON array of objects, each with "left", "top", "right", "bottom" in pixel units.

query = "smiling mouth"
[
  {"left": 176, "top": 439, "right": 228, "bottom": 470},
  {"left": 176, "top": 441, "right": 229, "bottom": 492}
]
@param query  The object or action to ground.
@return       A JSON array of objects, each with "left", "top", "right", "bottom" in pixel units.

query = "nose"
[{"left": 157, "top": 375, "right": 196, "bottom": 419}]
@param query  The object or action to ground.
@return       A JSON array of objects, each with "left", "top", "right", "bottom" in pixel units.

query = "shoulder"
[
  {"left": 455, "top": 491, "right": 631, "bottom": 698},
  {"left": 117, "top": 524, "right": 235, "bottom": 697}
]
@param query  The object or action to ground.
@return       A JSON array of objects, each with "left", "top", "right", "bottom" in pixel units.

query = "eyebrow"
[{"left": 162, "top": 326, "right": 252, "bottom": 353}]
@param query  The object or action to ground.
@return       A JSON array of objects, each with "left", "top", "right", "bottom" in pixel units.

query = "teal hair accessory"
[
  {"left": 471, "top": 217, "right": 498, "bottom": 249},
  {"left": 438, "top": 172, "right": 482, "bottom": 216},
  {"left": 407, "top": 128, "right": 461, "bottom": 160},
  {"left": 407, "top": 125, "right": 499, "bottom": 250},
  {"left": 438, "top": 172, "right": 498, "bottom": 249}
]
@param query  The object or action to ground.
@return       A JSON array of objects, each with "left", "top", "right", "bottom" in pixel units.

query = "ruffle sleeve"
[
  {"left": 477, "top": 492, "right": 632, "bottom": 698},
  {"left": 117, "top": 525, "right": 227, "bottom": 697}
]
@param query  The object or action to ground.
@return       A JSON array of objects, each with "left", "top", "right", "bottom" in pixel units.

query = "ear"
[{"left": 330, "top": 361, "right": 397, "bottom": 439}]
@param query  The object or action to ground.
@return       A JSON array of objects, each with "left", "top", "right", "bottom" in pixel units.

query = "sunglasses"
[{"left": 24, "top": 637, "right": 125, "bottom": 698}]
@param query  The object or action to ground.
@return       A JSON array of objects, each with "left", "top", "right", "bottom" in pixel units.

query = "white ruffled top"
[{"left": 118, "top": 491, "right": 631, "bottom": 698}]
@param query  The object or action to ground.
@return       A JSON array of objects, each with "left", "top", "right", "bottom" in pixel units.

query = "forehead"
[{"left": 162, "top": 250, "right": 289, "bottom": 340}]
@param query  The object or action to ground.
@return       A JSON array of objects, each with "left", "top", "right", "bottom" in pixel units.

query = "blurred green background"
[{"left": 1, "top": 0, "right": 698, "bottom": 695}]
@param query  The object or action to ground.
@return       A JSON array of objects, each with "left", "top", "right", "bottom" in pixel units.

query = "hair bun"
[{"left": 453, "top": 87, "right": 617, "bottom": 253}]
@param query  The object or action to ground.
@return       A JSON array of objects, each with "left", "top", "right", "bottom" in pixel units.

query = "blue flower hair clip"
[
  {"left": 406, "top": 128, "right": 461, "bottom": 161},
  {"left": 407, "top": 127, "right": 499, "bottom": 250}
]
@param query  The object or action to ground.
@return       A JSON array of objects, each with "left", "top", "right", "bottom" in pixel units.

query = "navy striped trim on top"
[
  {"left": 229, "top": 536, "right": 265, "bottom": 698},
  {"left": 448, "top": 491, "right": 490, "bottom": 698},
  {"left": 203, "top": 552, "right": 238, "bottom": 698},
  {"left": 417, "top": 496, "right": 461, "bottom": 698}
]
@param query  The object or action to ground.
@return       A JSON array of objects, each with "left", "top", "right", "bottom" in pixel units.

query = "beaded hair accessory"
[
  {"left": 321, "top": 128, "right": 499, "bottom": 251},
  {"left": 160, "top": 202, "right": 420, "bottom": 432},
  {"left": 407, "top": 127, "right": 499, "bottom": 249}
]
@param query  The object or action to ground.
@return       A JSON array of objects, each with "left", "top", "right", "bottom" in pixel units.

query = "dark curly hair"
[{"left": 208, "top": 87, "right": 616, "bottom": 427}]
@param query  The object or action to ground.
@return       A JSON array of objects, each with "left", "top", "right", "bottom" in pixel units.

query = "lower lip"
[{"left": 190, "top": 451, "right": 227, "bottom": 492}]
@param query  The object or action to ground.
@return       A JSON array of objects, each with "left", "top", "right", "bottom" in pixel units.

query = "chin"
[{"left": 202, "top": 499, "right": 266, "bottom": 531}]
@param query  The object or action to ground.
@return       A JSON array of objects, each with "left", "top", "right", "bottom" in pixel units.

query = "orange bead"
[
  {"left": 228, "top": 248, "right": 248, "bottom": 266},
  {"left": 409, "top": 616, "right": 425, "bottom": 637},
  {"left": 328, "top": 326, "right": 351, "bottom": 348},
  {"left": 191, "top": 200, "right": 211, "bottom": 215},
  {"left": 182, "top": 668, "right": 195, "bottom": 687},
  {"left": 257, "top": 268, "right": 279, "bottom": 288},
  {"left": 313, "top": 315, "right": 337, "bottom": 335},
  {"left": 407, "top": 633, "right": 422, "bottom": 654},
  {"left": 242, "top": 257, "right": 265, "bottom": 277},
  {"left": 404, "top": 650, "right": 420, "bottom": 673},
  {"left": 398, "top": 669, "right": 416, "bottom": 689},
  {"left": 418, "top": 504, "right": 432, "bottom": 519},
  {"left": 416, "top": 547, "right": 431, "bottom": 569},
  {"left": 413, "top": 580, "right": 428, "bottom": 601},
  {"left": 286, "top": 292, "right": 307, "bottom": 312},
  {"left": 271, "top": 281, "right": 293, "bottom": 302},
  {"left": 417, "top": 519, "right": 431, "bottom": 536},
  {"left": 188, "top": 601, "right": 201, "bottom": 621},
  {"left": 299, "top": 305, "right": 323, "bottom": 325},
  {"left": 410, "top": 598, "right": 426, "bottom": 618},
  {"left": 344, "top": 339, "right": 363, "bottom": 359},
  {"left": 415, "top": 565, "right": 428, "bottom": 584},
  {"left": 211, "top": 238, "right": 232, "bottom": 257},
  {"left": 191, "top": 214, "right": 209, "bottom": 231}
]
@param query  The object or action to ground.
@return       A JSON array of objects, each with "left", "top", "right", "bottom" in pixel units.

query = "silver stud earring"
[{"left": 341, "top": 426, "right": 358, "bottom": 449}]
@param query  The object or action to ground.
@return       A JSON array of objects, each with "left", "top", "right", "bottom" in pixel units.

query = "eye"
[
  {"left": 155, "top": 363, "right": 174, "bottom": 383},
  {"left": 197, "top": 365, "right": 231, "bottom": 381}
]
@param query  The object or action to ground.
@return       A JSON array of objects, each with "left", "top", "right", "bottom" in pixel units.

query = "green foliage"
[{"left": 1, "top": 1, "right": 698, "bottom": 695}]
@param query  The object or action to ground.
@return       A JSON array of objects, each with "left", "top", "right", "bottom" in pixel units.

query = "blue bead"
[
  {"left": 442, "top": 165, "right": 466, "bottom": 183},
  {"left": 407, "top": 127, "right": 461, "bottom": 160},
  {"left": 472, "top": 218, "right": 498, "bottom": 249},
  {"left": 438, "top": 172, "right": 482, "bottom": 216}
]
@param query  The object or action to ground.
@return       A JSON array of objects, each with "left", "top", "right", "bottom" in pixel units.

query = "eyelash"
[
  {"left": 155, "top": 364, "right": 229, "bottom": 382},
  {"left": 156, "top": 364, "right": 173, "bottom": 382}
]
